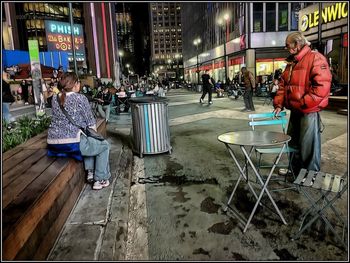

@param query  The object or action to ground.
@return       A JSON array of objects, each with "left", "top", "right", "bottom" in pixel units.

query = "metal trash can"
[
  {"left": 129, "top": 96, "right": 172, "bottom": 158},
  {"left": 196, "top": 84, "right": 202, "bottom": 93}
]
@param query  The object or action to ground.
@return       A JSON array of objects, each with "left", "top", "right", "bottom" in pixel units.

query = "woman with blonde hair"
[{"left": 47, "top": 72, "right": 111, "bottom": 190}]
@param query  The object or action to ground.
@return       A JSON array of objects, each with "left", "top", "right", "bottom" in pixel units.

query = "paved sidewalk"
[{"left": 48, "top": 123, "right": 133, "bottom": 261}]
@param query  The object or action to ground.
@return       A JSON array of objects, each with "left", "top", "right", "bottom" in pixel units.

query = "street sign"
[{"left": 28, "top": 40, "right": 45, "bottom": 116}]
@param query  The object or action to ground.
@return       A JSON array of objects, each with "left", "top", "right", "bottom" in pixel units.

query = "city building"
[
  {"left": 298, "top": 2, "right": 348, "bottom": 84},
  {"left": 149, "top": 2, "right": 183, "bottom": 81},
  {"left": 2, "top": 2, "right": 119, "bottom": 81},
  {"left": 181, "top": 2, "right": 314, "bottom": 85},
  {"left": 115, "top": 3, "right": 134, "bottom": 78}
]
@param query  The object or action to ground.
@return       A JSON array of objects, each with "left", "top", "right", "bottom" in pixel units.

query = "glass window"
[
  {"left": 291, "top": 3, "right": 301, "bottom": 31},
  {"left": 278, "top": 3, "right": 288, "bottom": 31},
  {"left": 253, "top": 3, "right": 263, "bottom": 32},
  {"left": 266, "top": 3, "right": 276, "bottom": 32}
]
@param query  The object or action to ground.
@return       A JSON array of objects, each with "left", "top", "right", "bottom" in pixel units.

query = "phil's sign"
[
  {"left": 300, "top": 2, "right": 348, "bottom": 32},
  {"left": 44, "top": 20, "right": 85, "bottom": 61}
]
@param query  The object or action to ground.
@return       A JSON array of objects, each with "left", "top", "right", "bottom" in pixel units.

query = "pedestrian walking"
[
  {"left": 273, "top": 31, "right": 331, "bottom": 176},
  {"left": 20, "top": 80, "right": 30, "bottom": 105},
  {"left": 2, "top": 74, "right": 15, "bottom": 122},
  {"left": 199, "top": 69, "right": 214, "bottom": 105},
  {"left": 241, "top": 67, "right": 255, "bottom": 111},
  {"left": 47, "top": 72, "right": 111, "bottom": 190}
]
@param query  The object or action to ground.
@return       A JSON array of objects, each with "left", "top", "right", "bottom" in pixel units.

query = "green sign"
[{"left": 28, "top": 40, "right": 40, "bottom": 61}]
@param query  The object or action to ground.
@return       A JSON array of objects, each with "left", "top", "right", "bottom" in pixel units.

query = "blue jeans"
[
  {"left": 79, "top": 134, "right": 111, "bottom": 181},
  {"left": 287, "top": 111, "right": 322, "bottom": 174},
  {"left": 97, "top": 104, "right": 111, "bottom": 121}
]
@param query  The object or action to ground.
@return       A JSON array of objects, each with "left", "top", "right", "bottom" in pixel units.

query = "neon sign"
[
  {"left": 300, "top": 2, "right": 348, "bottom": 32},
  {"left": 44, "top": 20, "right": 85, "bottom": 60}
]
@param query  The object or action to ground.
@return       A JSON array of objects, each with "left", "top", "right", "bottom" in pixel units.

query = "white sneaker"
[
  {"left": 278, "top": 168, "right": 292, "bottom": 176},
  {"left": 93, "top": 180, "right": 110, "bottom": 190},
  {"left": 209, "top": 101, "right": 213, "bottom": 105},
  {"left": 87, "top": 170, "right": 94, "bottom": 183},
  {"left": 199, "top": 98, "right": 204, "bottom": 104}
]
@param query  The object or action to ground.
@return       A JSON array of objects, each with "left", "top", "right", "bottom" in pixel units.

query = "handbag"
[{"left": 57, "top": 95, "right": 105, "bottom": 141}]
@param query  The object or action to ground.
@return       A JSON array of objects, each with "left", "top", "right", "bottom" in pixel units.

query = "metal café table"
[{"left": 218, "top": 130, "right": 291, "bottom": 233}]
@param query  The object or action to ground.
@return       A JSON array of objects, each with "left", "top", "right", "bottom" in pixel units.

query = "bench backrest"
[{"left": 248, "top": 111, "right": 288, "bottom": 133}]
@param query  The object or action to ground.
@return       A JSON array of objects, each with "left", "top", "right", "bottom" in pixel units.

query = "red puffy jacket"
[{"left": 273, "top": 45, "right": 331, "bottom": 113}]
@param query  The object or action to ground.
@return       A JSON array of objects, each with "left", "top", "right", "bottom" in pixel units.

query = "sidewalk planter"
[{"left": 129, "top": 96, "right": 172, "bottom": 158}]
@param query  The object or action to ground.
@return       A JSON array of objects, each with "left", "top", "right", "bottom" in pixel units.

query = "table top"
[{"left": 218, "top": 130, "right": 291, "bottom": 147}]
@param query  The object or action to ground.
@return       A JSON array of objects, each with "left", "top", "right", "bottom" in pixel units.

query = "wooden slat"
[
  {"left": 19, "top": 132, "right": 48, "bottom": 149},
  {"left": 304, "top": 170, "right": 317, "bottom": 187},
  {"left": 2, "top": 146, "right": 23, "bottom": 162},
  {"left": 294, "top": 168, "right": 307, "bottom": 185},
  {"left": 331, "top": 175, "right": 342, "bottom": 193},
  {"left": 321, "top": 173, "right": 333, "bottom": 191},
  {"left": 2, "top": 149, "right": 37, "bottom": 174},
  {"left": 15, "top": 166, "right": 84, "bottom": 260},
  {"left": 33, "top": 169, "right": 85, "bottom": 260},
  {"left": 2, "top": 149, "right": 47, "bottom": 189},
  {"left": 2, "top": 158, "right": 70, "bottom": 240},
  {"left": 311, "top": 171, "right": 325, "bottom": 189},
  {"left": 3, "top": 160, "right": 80, "bottom": 260},
  {"left": 3, "top": 154, "right": 57, "bottom": 208}
]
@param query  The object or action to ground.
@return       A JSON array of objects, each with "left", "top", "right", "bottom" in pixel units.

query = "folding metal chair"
[
  {"left": 248, "top": 111, "right": 298, "bottom": 189},
  {"left": 292, "top": 169, "right": 348, "bottom": 250}
]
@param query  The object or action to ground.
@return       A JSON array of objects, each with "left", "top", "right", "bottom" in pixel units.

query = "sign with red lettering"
[
  {"left": 343, "top": 33, "right": 348, "bottom": 47},
  {"left": 45, "top": 20, "right": 85, "bottom": 61}
]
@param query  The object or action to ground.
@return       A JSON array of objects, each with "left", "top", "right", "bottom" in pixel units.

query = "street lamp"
[
  {"left": 118, "top": 50, "right": 124, "bottom": 79},
  {"left": 193, "top": 37, "right": 201, "bottom": 84},
  {"left": 175, "top": 53, "right": 180, "bottom": 81},
  {"left": 218, "top": 12, "right": 230, "bottom": 85}
]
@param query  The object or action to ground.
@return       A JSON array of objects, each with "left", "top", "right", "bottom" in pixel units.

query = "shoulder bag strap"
[{"left": 56, "top": 94, "right": 84, "bottom": 130}]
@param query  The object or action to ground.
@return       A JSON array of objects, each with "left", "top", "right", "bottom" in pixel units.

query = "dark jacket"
[
  {"left": 2, "top": 80, "right": 15, "bottom": 103},
  {"left": 273, "top": 45, "right": 331, "bottom": 113},
  {"left": 96, "top": 90, "right": 112, "bottom": 106}
]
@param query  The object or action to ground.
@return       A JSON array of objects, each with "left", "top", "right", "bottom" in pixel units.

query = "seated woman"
[
  {"left": 214, "top": 80, "right": 224, "bottom": 97},
  {"left": 47, "top": 72, "right": 111, "bottom": 190},
  {"left": 95, "top": 86, "right": 112, "bottom": 122},
  {"left": 115, "top": 86, "right": 130, "bottom": 113}
]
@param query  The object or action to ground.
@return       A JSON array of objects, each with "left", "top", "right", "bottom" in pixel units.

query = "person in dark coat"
[
  {"left": 2, "top": 76, "right": 15, "bottom": 122},
  {"left": 20, "top": 80, "right": 29, "bottom": 105}
]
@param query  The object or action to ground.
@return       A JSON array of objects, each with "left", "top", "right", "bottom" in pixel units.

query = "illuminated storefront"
[{"left": 299, "top": 2, "right": 348, "bottom": 84}]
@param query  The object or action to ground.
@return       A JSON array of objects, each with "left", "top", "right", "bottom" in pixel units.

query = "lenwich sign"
[{"left": 300, "top": 2, "right": 348, "bottom": 32}]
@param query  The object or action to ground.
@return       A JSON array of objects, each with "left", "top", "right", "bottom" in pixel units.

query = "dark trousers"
[
  {"left": 22, "top": 86, "right": 29, "bottom": 103},
  {"left": 288, "top": 111, "right": 322, "bottom": 175},
  {"left": 243, "top": 89, "right": 255, "bottom": 110},
  {"left": 200, "top": 85, "right": 212, "bottom": 102}
]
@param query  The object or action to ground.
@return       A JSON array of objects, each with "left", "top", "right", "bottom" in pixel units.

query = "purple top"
[{"left": 47, "top": 92, "right": 96, "bottom": 144}]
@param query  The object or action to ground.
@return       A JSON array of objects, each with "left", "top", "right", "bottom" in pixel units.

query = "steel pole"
[
  {"left": 69, "top": 3, "right": 77, "bottom": 74},
  {"left": 224, "top": 23, "right": 228, "bottom": 85},
  {"left": 196, "top": 46, "right": 200, "bottom": 84}
]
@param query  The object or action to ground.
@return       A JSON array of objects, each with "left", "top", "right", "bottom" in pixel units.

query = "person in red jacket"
[{"left": 273, "top": 32, "right": 331, "bottom": 176}]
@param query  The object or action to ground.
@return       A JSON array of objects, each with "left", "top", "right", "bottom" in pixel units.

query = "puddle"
[
  {"left": 200, "top": 197, "right": 221, "bottom": 214},
  {"left": 207, "top": 218, "right": 237, "bottom": 235},
  {"left": 232, "top": 252, "right": 247, "bottom": 260},
  {"left": 274, "top": 248, "right": 298, "bottom": 260},
  {"left": 168, "top": 186, "right": 191, "bottom": 203},
  {"left": 193, "top": 248, "right": 210, "bottom": 257}
]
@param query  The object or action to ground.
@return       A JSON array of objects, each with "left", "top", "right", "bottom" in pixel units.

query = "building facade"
[
  {"left": 182, "top": 2, "right": 314, "bottom": 85},
  {"left": 298, "top": 2, "right": 348, "bottom": 84},
  {"left": 2, "top": 2, "right": 119, "bottom": 81},
  {"left": 149, "top": 2, "right": 183, "bottom": 80}
]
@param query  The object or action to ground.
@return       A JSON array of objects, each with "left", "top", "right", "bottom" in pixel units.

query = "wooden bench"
[{"left": 2, "top": 118, "right": 106, "bottom": 260}]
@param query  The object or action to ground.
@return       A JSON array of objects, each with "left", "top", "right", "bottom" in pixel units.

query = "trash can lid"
[{"left": 129, "top": 96, "right": 168, "bottom": 104}]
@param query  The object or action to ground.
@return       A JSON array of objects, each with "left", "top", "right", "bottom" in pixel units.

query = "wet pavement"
[{"left": 49, "top": 88, "right": 348, "bottom": 261}]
